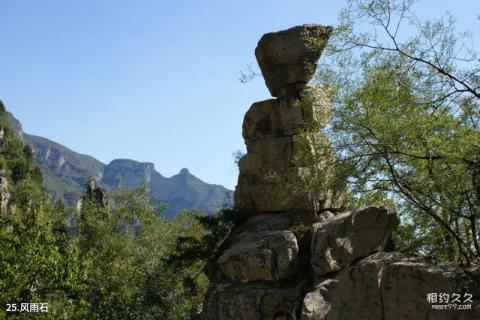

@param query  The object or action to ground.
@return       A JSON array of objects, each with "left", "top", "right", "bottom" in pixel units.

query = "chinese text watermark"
[
  {"left": 6, "top": 303, "right": 48, "bottom": 313},
  {"left": 427, "top": 293, "right": 473, "bottom": 310}
]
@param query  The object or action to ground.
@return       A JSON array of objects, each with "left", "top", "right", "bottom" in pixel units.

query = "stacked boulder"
[
  {"left": 234, "top": 24, "right": 344, "bottom": 216},
  {"left": 202, "top": 25, "right": 480, "bottom": 319}
]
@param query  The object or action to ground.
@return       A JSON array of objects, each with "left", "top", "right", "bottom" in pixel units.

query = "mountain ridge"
[{"left": 6, "top": 111, "right": 233, "bottom": 216}]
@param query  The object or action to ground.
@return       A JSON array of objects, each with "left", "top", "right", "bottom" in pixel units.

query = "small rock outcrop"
[
  {"left": 0, "top": 126, "right": 10, "bottom": 212},
  {"left": 0, "top": 171, "right": 10, "bottom": 212},
  {"left": 202, "top": 24, "right": 480, "bottom": 319},
  {"left": 83, "top": 177, "right": 109, "bottom": 210}
]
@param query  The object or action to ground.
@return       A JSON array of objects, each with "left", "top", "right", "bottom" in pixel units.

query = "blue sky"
[{"left": 1, "top": 0, "right": 479, "bottom": 189}]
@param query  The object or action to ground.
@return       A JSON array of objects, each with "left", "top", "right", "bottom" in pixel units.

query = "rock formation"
[
  {"left": 0, "top": 170, "right": 10, "bottom": 212},
  {"left": 202, "top": 24, "right": 479, "bottom": 319},
  {"left": 255, "top": 25, "right": 332, "bottom": 98},
  {"left": 235, "top": 24, "right": 345, "bottom": 219},
  {"left": 0, "top": 125, "right": 10, "bottom": 212},
  {"left": 82, "top": 177, "right": 109, "bottom": 210},
  {"left": 5, "top": 112, "right": 233, "bottom": 216}
]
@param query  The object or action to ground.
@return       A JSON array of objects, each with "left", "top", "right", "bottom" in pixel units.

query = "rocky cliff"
[
  {"left": 103, "top": 159, "right": 231, "bottom": 216},
  {"left": 202, "top": 25, "right": 480, "bottom": 319},
  {"left": 6, "top": 112, "right": 232, "bottom": 216}
]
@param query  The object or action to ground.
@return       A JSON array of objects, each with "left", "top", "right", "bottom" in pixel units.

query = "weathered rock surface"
[
  {"left": 311, "top": 207, "right": 399, "bottom": 276},
  {"left": 203, "top": 24, "right": 480, "bottom": 320},
  {"left": 203, "top": 282, "right": 307, "bottom": 320},
  {"left": 241, "top": 86, "right": 331, "bottom": 143},
  {"left": 380, "top": 260, "right": 480, "bottom": 319},
  {"left": 228, "top": 213, "right": 295, "bottom": 239},
  {"left": 324, "top": 252, "right": 480, "bottom": 320},
  {"left": 234, "top": 85, "right": 344, "bottom": 215},
  {"left": 205, "top": 212, "right": 300, "bottom": 272},
  {"left": 256, "top": 24, "right": 332, "bottom": 98},
  {"left": 217, "top": 230, "right": 299, "bottom": 283},
  {"left": 236, "top": 28, "right": 338, "bottom": 216},
  {"left": 235, "top": 165, "right": 311, "bottom": 213},
  {"left": 83, "top": 177, "right": 109, "bottom": 210},
  {"left": 324, "top": 252, "right": 407, "bottom": 320},
  {"left": 0, "top": 174, "right": 10, "bottom": 212},
  {"left": 301, "top": 277, "right": 338, "bottom": 320}
]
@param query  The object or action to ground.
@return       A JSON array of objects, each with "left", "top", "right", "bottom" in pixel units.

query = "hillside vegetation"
[
  {"left": 6, "top": 112, "right": 232, "bottom": 216},
  {"left": 0, "top": 101, "right": 232, "bottom": 319}
]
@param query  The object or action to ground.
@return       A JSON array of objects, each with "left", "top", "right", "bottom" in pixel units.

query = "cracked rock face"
[
  {"left": 322, "top": 252, "right": 480, "bottom": 320},
  {"left": 311, "top": 207, "right": 399, "bottom": 276},
  {"left": 235, "top": 24, "right": 345, "bottom": 216},
  {"left": 301, "top": 277, "right": 338, "bottom": 320},
  {"left": 255, "top": 24, "right": 332, "bottom": 98},
  {"left": 234, "top": 85, "right": 344, "bottom": 215},
  {"left": 203, "top": 282, "right": 307, "bottom": 320},
  {"left": 323, "top": 252, "right": 406, "bottom": 320},
  {"left": 380, "top": 261, "right": 480, "bottom": 320},
  {"left": 241, "top": 86, "right": 331, "bottom": 143},
  {"left": 217, "top": 230, "right": 299, "bottom": 283}
]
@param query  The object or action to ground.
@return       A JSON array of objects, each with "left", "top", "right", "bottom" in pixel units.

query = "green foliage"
[
  {"left": 0, "top": 100, "right": 6, "bottom": 114},
  {"left": 0, "top": 106, "right": 221, "bottom": 319},
  {"left": 290, "top": 106, "right": 346, "bottom": 214},
  {"left": 0, "top": 106, "right": 83, "bottom": 319},
  {"left": 24, "top": 133, "right": 106, "bottom": 206},
  {"left": 168, "top": 208, "right": 245, "bottom": 272},
  {"left": 262, "top": 89, "right": 347, "bottom": 217},
  {"left": 55, "top": 186, "right": 213, "bottom": 319},
  {"left": 313, "top": 0, "right": 480, "bottom": 263}
]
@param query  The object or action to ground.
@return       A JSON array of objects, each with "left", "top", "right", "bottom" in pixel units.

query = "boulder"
[
  {"left": 228, "top": 213, "right": 294, "bottom": 241},
  {"left": 311, "top": 207, "right": 399, "bottom": 276},
  {"left": 235, "top": 147, "right": 309, "bottom": 213},
  {"left": 242, "top": 86, "right": 331, "bottom": 143},
  {"left": 234, "top": 166, "right": 314, "bottom": 214},
  {"left": 217, "top": 230, "right": 299, "bottom": 283},
  {"left": 301, "top": 278, "right": 338, "bottom": 320},
  {"left": 325, "top": 252, "right": 409, "bottom": 320},
  {"left": 235, "top": 83, "right": 343, "bottom": 215},
  {"left": 244, "top": 136, "right": 296, "bottom": 162},
  {"left": 235, "top": 165, "right": 345, "bottom": 215},
  {"left": 380, "top": 260, "right": 480, "bottom": 319},
  {"left": 203, "top": 282, "right": 306, "bottom": 320},
  {"left": 204, "top": 23, "right": 480, "bottom": 320},
  {"left": 255, "top": 25, "right": 332, "bottom": 98},
  {"left": 325, "top": 252, "right": 480, "bottom": 320}
]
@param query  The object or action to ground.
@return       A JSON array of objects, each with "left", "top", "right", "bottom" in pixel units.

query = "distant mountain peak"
[
  {"left": 103, "top": 158, "right": 164, "bottom": 189},
  {"left": 109, "top": 158, "right": 155, "bottom": 169},
  {"left": 6, "top": 110, "right": 233, "bottom": 217}
]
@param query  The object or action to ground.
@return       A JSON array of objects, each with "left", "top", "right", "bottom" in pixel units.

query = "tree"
[
  {"left": 311, "top": 0, "right": 479, "bottom": 263},
  {"left": 0, "top": 101, "right": 216, "bottom": 318},
  {"left": 0, "top": 103, "right": 214, "bottom": 318},
  {"left": 72, "top": 184, "right": 213, "bottom": 319},
  {"left": 0, "top": 105, "right": 83, "bottom": 320}
]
